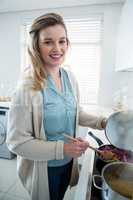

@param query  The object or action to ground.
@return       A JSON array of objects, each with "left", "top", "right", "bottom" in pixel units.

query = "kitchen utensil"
[
  {"left": 93, "top": 162, "right": 133, "bottom": 200},
  {"left": 63, "top": 133, "right": 78, "bottom": 142},
  {"left": 88, "top": 131, "right": 133, "bottom": 173},
  {"left": 88, "top": 131, "right": 133, "bottom": 162},
  {"left": 63, "top": 133, "right": 105, "bottom": 155},
  {"left": 105, "top": 110, "right": 133, "bottom": 151}
]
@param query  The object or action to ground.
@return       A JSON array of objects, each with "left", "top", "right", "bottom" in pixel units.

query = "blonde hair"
[{"left": 27, "top": 13, "right": 68, "bottom": 91}]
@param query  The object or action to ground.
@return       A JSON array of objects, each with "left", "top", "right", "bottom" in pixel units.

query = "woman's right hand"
[{"left": 63, "top": 138, "right": 89, "bottom": 158}]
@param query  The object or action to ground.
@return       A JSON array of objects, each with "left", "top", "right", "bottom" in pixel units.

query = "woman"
[{"left": 7, "top": 13, "right": 106, "bottom": 200}]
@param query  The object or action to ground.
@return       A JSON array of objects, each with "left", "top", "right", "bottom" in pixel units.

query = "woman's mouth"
[{"left": 49, "top": 54, "right": 62, "bottom": 60}]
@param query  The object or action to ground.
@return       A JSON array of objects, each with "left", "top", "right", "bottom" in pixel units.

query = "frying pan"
[{"left": 88, "top": 131, "right": 133, "bottom": 173}]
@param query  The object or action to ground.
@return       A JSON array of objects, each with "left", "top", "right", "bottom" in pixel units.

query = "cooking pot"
[
  {"left": 93, "top": 162, "right": 133, "bottom": 200},
  {"left": 105, "top": 110, "right": 133, "bottom": 151},
  {"left": 88, "top": 131, "right": 133, "bottom": 173}
]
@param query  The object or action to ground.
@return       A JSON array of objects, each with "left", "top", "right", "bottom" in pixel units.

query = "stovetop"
[{"left": 90, "top": 154, "right": 103, "bottom": 200}]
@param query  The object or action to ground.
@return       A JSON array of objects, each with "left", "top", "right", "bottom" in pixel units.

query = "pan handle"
[
  {"left": 88, "top": 131, "right": 103, "bottom": 146},
  {"left": 93, "top": 175, "right": 107, "bottom": 191}
]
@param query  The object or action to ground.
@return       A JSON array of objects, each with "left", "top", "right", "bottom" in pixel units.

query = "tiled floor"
[{"left": 0, "top": 157, "right": 76, "bottom": 200}]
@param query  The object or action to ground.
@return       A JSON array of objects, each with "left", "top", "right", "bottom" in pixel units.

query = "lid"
[{"left": 105, "top": 110, "right": 133, "bottom": 151}]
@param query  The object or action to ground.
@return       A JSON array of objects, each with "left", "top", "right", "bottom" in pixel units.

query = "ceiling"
[{"left": 0, "top": 0, "right": 125, "bottom": 13}]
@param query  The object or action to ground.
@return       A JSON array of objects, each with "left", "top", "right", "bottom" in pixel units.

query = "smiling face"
[{"left": 38, "top": 24, "right": 68, "bottom": 71}]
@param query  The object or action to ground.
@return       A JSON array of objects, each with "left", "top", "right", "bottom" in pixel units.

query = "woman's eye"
[
  {"left": 59, "top": 40, "right": 66, "bottom": 44},
  {"left": 44, "top": 41, "right": 52, "bottom": 45}
]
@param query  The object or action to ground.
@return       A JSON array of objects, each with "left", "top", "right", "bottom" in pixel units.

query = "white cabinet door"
[{"left": 116, "top": 0, "right": 133, "bottom": 71}]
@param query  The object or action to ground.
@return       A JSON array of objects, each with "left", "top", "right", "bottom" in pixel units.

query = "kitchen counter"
[
  {"left": 74, "top": 129, "right": 108, "bottom": 200},
  {"left": 0, "top": 101, "right": 10, "bottom": 108}
]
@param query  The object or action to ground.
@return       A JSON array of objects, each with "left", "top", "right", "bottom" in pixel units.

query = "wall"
[
  {"left": 1, "top": 3, "right": 132, "bottom": 109},
  {"left": 98, "top": 3, "right": 133, "bottom": 109},
  {"left": 0, "top": 13, "right": 20, "bottom": 96}
]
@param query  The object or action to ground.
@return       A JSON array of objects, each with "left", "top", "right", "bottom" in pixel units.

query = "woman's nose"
[{"left": 53, "top": 42, "right": 61, "bottom": 51}]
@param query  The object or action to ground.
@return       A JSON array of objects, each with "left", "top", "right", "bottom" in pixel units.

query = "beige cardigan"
[{"left": 6, "top": 70, "right": 104, "bottom": 200}]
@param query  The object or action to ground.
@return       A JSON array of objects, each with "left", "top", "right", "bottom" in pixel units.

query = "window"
[
  {"left": 21, "top": 15, "right": 103, "bottom": 105},
  {"left": 64, "top": 17, "right": 103, "bottom": 105}
]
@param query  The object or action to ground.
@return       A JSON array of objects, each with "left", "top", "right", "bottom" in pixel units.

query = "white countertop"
[{"left": 74, "top": 129, "right": 108, "bottom": 200}]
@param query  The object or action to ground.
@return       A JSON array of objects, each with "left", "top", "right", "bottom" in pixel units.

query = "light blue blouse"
[{"left": 42, "top": 68, "right": 77, "bottom": 166}]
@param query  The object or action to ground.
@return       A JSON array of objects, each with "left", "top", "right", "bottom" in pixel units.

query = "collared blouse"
[{"left": 42, "top": 68, "right": 77, "bottom": 166}]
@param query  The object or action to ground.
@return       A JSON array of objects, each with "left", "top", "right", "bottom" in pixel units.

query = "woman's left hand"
[{"left": 101, "top": 118, "right": 107, "bottom": 129}]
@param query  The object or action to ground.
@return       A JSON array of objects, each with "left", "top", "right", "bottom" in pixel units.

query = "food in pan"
[
  {"left": 107, "top": 178, "right": 133, "bottom": 198},
  {"left": 97, "top": 145, "right": 132, "bottom": 162},
  {"left": 98, "top": 150, "right": 119, "bottom": 161},
  {"left": 105, "top": 165, "right": 133, "bottom": 199}
]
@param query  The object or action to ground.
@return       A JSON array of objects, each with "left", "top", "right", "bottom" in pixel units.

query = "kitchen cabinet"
[{"left": 115, "top": 0, "right": 133, "bottom": 71}]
